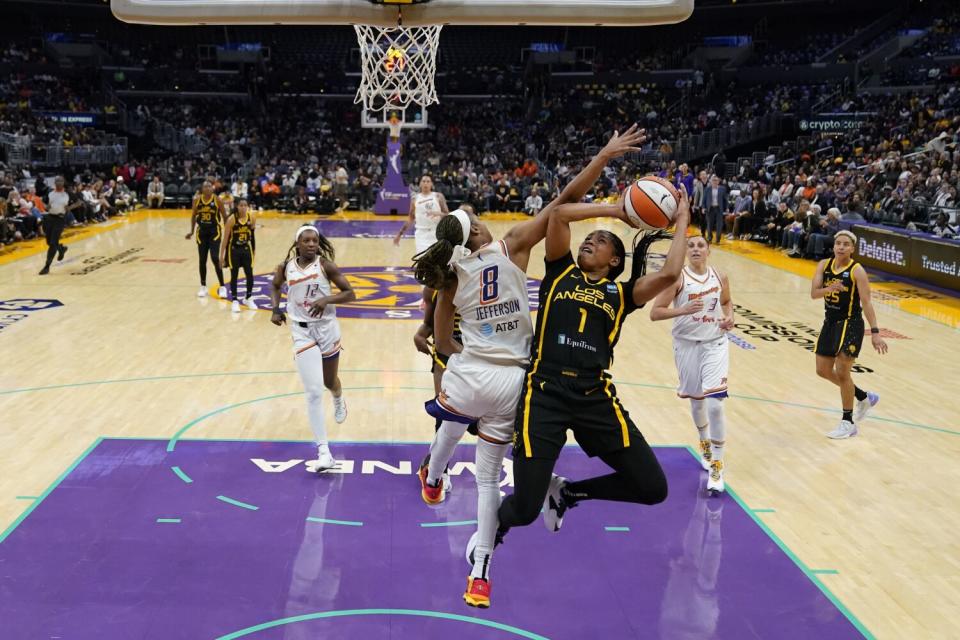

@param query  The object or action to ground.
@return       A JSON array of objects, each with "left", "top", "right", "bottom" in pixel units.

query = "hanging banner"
[{"left": 375, "top": 138, "right": 411, "bottom": 215}]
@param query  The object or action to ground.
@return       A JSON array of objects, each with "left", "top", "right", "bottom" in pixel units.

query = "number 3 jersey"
[
  {"left": 452, "top": 240, "right": 532, "bottom": 367},
  {"left": 285, "top": 256, "right": 338, "bottom": 326},
  {"left": 672, "top": 266, "right": 725, "bottom": 342}
]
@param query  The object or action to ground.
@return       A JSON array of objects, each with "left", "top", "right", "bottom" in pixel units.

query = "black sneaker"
[
  {"left": 38, "top": 266, "right": 50, "bottom": 275},
  {"left": 57, "top": 245, "right": 67, "bottom": 261}
]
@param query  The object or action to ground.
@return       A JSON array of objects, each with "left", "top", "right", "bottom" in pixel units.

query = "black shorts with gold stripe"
[
  {"left": 512, "top": 364, "right": 643, "bottom": 461},
  {"left": 430, "top": 346, "right": 449, "bottom": 373},
  {"left": 815, "top": 317, "right": 864, "bottom": 358}
]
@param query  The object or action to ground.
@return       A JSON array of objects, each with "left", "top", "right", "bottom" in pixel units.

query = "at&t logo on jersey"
[{"left": 240, "top": 267, "right": 541, "bottom": 319}]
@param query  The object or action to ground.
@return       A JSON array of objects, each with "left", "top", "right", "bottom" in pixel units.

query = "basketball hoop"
[{"left": 354, "top": 23, "right": 441, "bottom": 114}]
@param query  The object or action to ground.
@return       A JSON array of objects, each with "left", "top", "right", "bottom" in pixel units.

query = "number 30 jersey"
[
  {"left": 672, "top": 266, "right": 724, "bottom": 342},
  {"left": 285, "top": 257, "right": 338, "bottom": 326},
  {"left": 452, "top": 240, "right": 532, "bottom": 367}
]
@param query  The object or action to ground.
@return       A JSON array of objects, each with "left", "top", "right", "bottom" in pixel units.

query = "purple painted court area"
[
  {"left": 315, "top": 219, "right": 404, "bottom": 238},
  {"left": 0, "top": 440, "right": 866, "bottom": 639}
]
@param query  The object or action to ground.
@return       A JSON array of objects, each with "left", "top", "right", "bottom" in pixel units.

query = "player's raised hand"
[
  {"left": 601, "top": 124, "right": 646, "bottom": 159},
  {"left": 674, "top": 183, "right": 691, "bottom": 228}
]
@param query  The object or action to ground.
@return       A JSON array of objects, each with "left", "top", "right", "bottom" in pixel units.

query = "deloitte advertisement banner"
[
  {"left": 798, "top": 113, "right": 872, "bottom": 135},
  {"left": 853, "top": 224, "right": 960, "bottom": 291}
]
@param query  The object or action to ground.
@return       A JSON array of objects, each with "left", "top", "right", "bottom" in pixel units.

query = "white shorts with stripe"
[
  {"left": 437, "top": 353, "right": 526, "bottom": 444},
  {"left": 673, "top": 336, "right": 729, "bottom": 399},
  {"left": 291, "top": 319, "right": 342, "bottom": 359}
]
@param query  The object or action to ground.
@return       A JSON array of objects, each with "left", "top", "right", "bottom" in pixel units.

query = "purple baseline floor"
[{"left": 0, "top": 440, "right": 866, "bottom": 639}]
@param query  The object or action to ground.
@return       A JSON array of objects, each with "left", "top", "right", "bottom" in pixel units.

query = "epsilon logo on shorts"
[{"left": 234, "top": 266, "right": 541, "bottom": 319}]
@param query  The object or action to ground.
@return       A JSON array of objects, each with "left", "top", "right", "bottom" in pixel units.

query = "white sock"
[
  {"left": 471, "top": 440, "right": 509, "bottom": 581},
  {"left": 296, "top": 346, "right": 328, "bottom": 445},
  {"left": 427, "top": 420, "right": 468, "bottom": 485},
  {"left": 706, "top": 397, "right": 726, "bottom": 463},
  {"left": 690, "top": 399, "right": 708, "bottom": 441}
]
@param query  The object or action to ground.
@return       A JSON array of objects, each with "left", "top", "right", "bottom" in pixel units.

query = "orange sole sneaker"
[
  {"left": 418, "top": 459, "right": 444, "bottom": 505},
  {"left": 463, "top": 576, "right": 491, "bottom": 608}
]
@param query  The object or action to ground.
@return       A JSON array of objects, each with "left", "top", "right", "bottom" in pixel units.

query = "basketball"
[{"left": 623, "top": 176, "right": 680, "bottom": 231}]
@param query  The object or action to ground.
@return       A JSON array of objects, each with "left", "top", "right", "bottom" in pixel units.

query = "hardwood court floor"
[{"left": 1, "top": 209, "right": 958, "bottom": 638}]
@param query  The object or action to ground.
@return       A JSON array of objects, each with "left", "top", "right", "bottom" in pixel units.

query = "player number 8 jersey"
[{"left": 452, "top": 241, "right": 533, "bottom": 366}]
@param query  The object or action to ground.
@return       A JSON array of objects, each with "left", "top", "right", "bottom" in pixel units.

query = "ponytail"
[{"left": 626, "top": 230, "right": 670, "bottom": 282}]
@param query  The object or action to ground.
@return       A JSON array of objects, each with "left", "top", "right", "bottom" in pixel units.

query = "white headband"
[
  {"left": 295, "top": 225, "right": 318, "bottom": 242},
  {"left": 446, "top": 209, "right": 472, "bottom": 266}
]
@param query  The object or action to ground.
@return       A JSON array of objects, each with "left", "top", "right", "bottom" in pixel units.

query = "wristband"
[
  {"left": 272, "top": 308, "right": 283, "bottom": 315},
  {"left": 870, "top": 327, "right": 879, "bottom": 334}
]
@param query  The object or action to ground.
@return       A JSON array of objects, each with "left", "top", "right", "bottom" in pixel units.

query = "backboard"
[{"left": 111, "top": 0, "right": 694, "bottom": 27}]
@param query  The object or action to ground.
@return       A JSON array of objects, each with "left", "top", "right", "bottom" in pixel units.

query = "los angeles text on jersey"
[
  {"left": 553, "top": 284, "right": 617, "bottom": 320},
  {"left": 475, "top": 298, "right": 522, "bottom": 320}
]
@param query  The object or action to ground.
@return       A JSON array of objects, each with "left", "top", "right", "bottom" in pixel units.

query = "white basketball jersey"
[
  {"left": 285, "top": 257, "right": 338, "bottom": 326},
  {"left": 453, "top": 241, "right": 532, "bottom": 366},
  {"left": 414, "top": 192, "right": 442, "bottom": 241},
  {"left": 672, "top": 266, "right": 724, "bottom": 342}
]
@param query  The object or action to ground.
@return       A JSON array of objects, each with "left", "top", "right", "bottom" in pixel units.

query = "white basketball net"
[{"left": 354, "top": 24, "right": 442, "bottom": 114}]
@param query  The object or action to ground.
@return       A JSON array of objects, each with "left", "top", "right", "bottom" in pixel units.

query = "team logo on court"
[
  {"left": 238, "top": 267, "right": 541, "bottom": 319},
  {"left": 0, "top": 298, "right": 63, "bottom": 334}
]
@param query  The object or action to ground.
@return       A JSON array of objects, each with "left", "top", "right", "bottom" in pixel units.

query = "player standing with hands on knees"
[
  {"left": 650, "top": 234, "right": 734, "bottom": 493},
  {"left": 270, "top": 226, "right": 355, "bottom": 472}
]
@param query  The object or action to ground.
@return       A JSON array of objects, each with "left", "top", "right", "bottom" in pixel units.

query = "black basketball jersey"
[
  {"left": 822, "top": 257, "right": 862, "bottom": 321},
  {"left": 195, "top": 195, "right": 221, "bottom": 229},
  {"left": 231, "top": 213, "right": 254, "bottom": 250},
  {"left": 530, "top": 252, "right": 638, "bottom": 373}
]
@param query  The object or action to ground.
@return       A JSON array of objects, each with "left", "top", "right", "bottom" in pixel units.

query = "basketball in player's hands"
[{"left": 623, "top": 176, "right": 680, "bottom": 231}]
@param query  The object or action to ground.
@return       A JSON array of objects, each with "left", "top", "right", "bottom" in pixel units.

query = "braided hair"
[
  {"left": 283, "top": 228, "right": 336, "bottom": 269},
  {"left": 625, "top": 229, "right": 670, "bottom": 282},
  {"left": 412, "top": 214, "right": 465, "bottom": 289}
]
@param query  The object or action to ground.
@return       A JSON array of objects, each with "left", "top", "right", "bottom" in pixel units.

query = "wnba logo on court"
[{"left": 239, "top": 266, "right": 541, "bottom": 319}]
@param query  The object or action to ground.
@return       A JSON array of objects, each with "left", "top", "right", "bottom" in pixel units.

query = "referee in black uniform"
[
  {"left": 38, "top": 176, "right": 74, "bottom": 275},
  {"left": 497, "top": 187, "right": 691, "bottom": 539}
]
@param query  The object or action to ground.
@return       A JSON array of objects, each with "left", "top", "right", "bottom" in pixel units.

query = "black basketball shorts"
[
  {"left": 512, "top": 367, "right": 643, "bottom": 461},
  {"left": 815, "top": 317, "right": 864, "bottom": 358}
]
